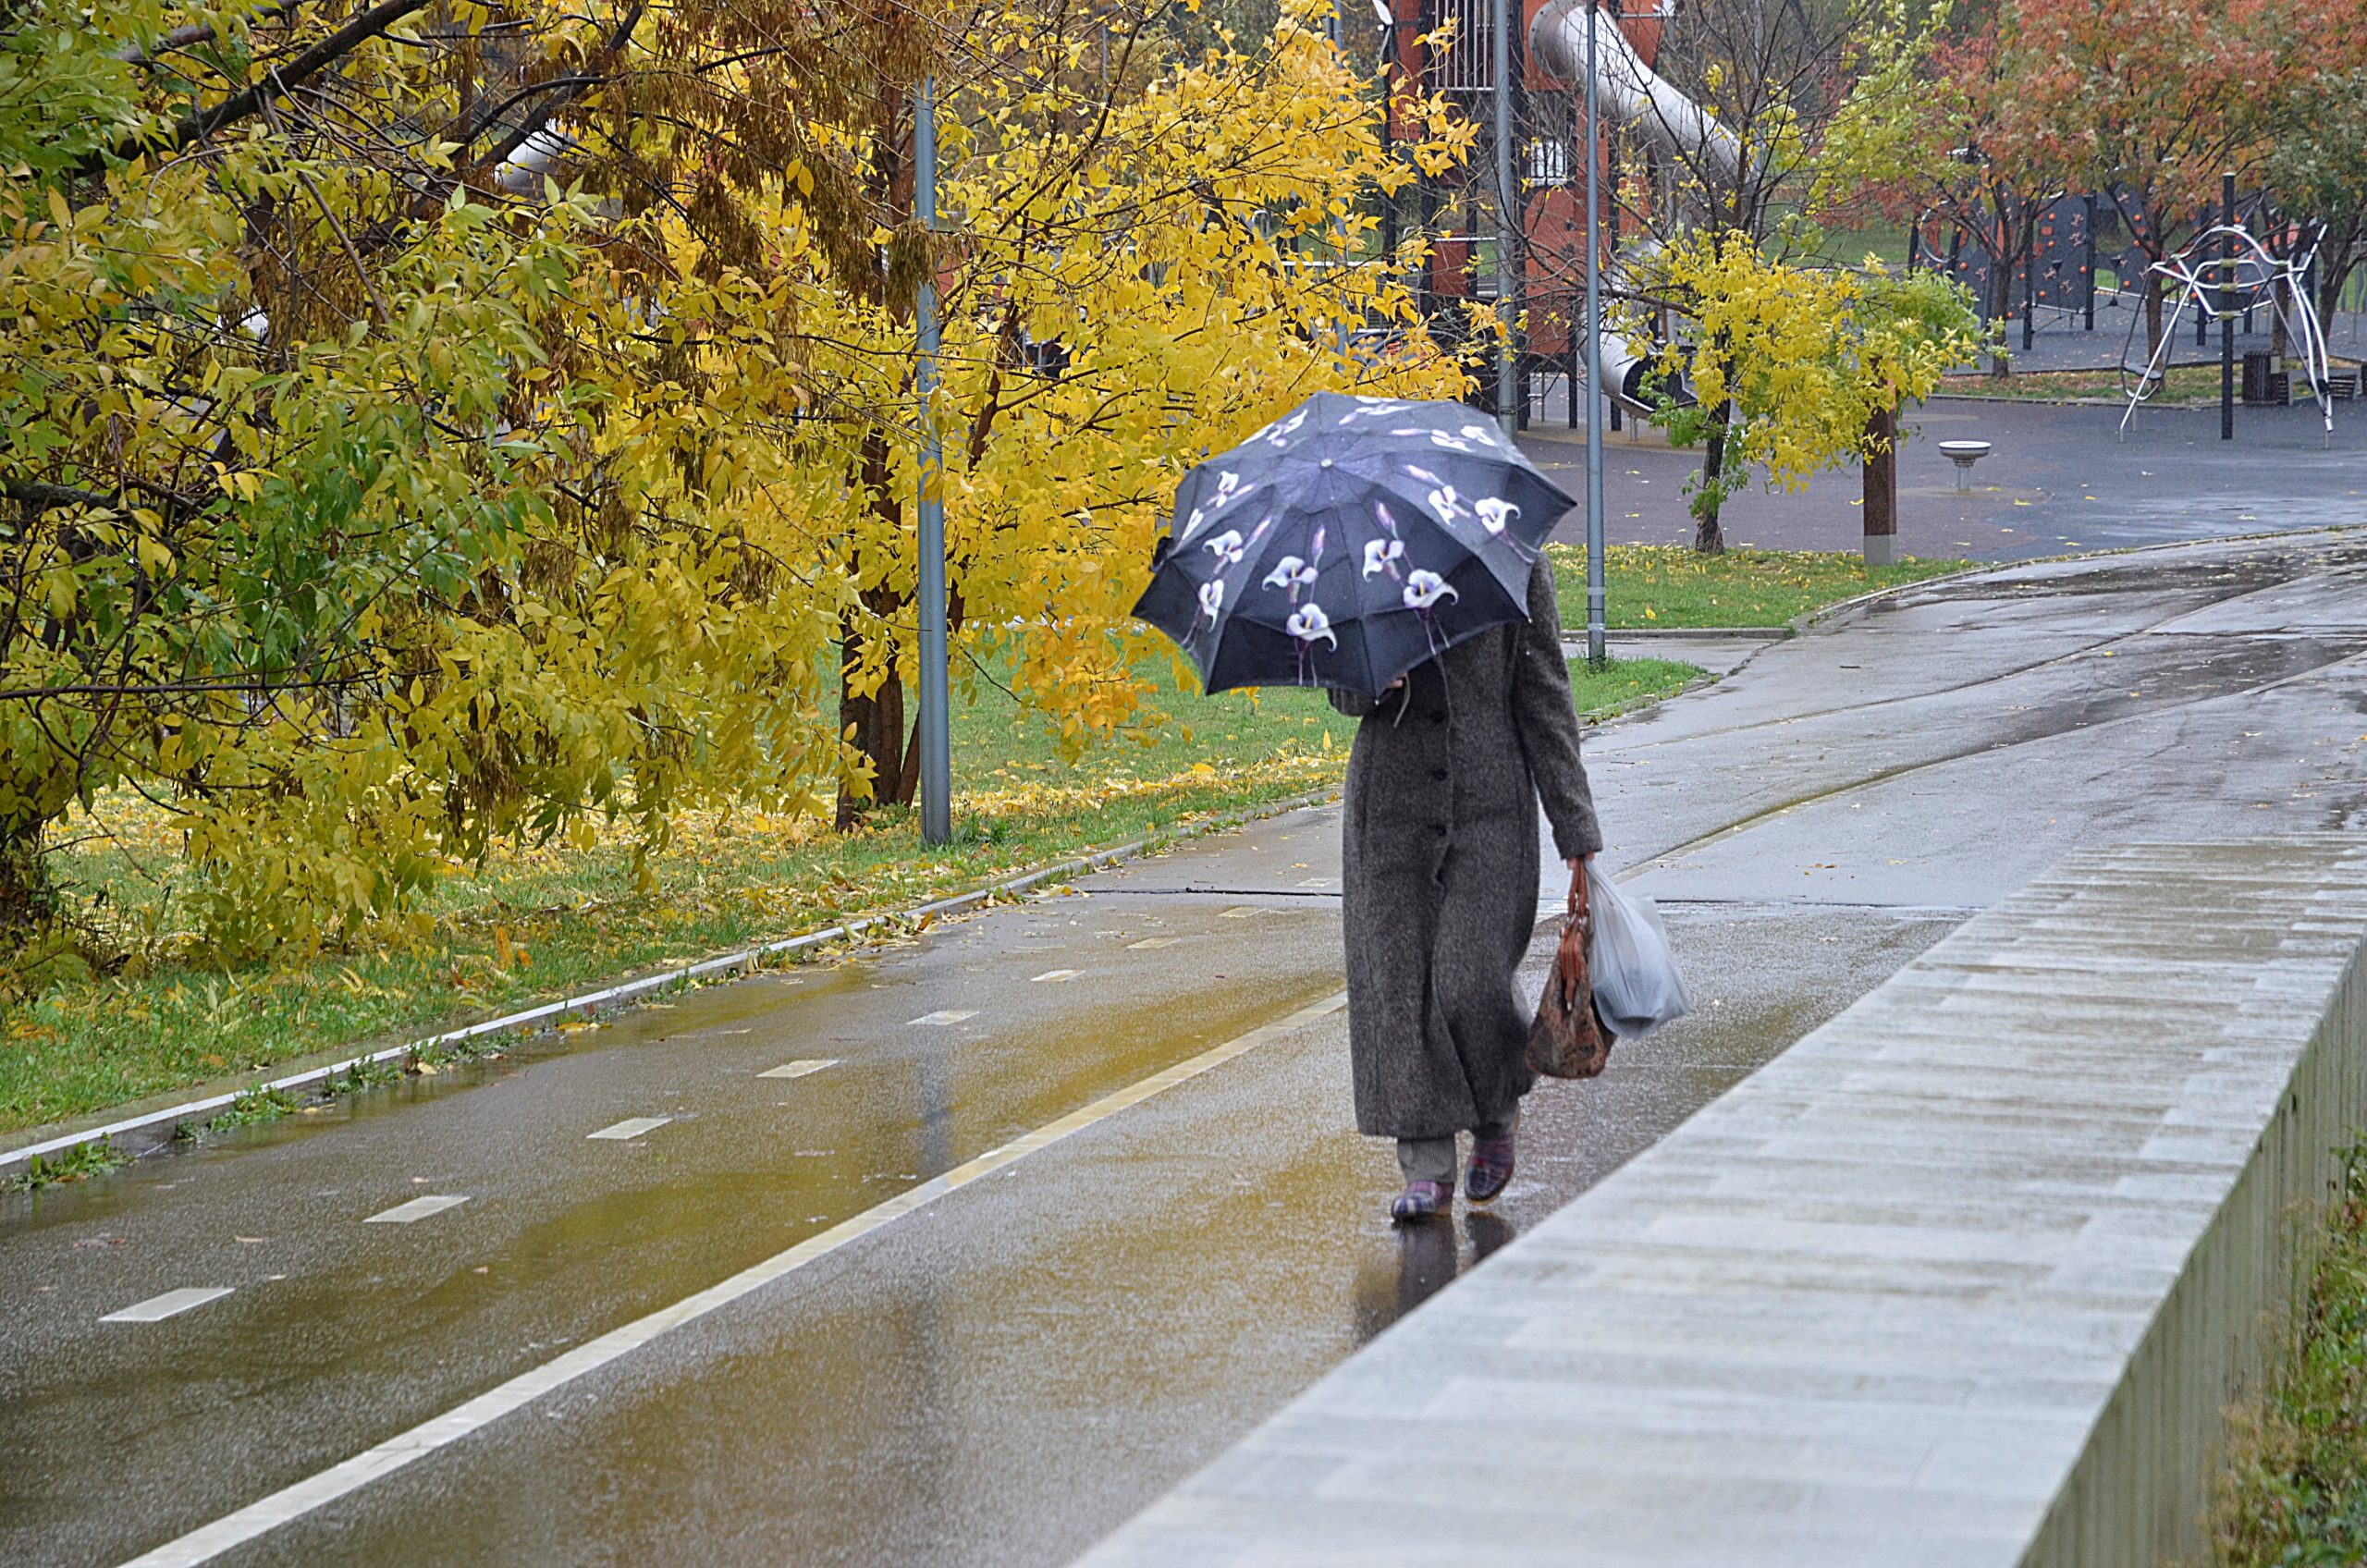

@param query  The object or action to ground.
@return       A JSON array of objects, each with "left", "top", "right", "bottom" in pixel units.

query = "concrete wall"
[{"left": 1078, "top": 838, "right": 2367, "bottom": 1568}]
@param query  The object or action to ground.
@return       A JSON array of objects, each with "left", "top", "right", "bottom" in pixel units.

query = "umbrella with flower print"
[{"left": 1131, "top": 392, "right": 1576, "bottom": 698}]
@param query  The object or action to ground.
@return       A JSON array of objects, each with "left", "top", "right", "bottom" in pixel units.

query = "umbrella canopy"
[{"left": 1133, "top": 392, "right": 1577, "bottom": 697}]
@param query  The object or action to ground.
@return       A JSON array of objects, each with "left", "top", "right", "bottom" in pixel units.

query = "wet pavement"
[
  {"left": 1521, "top": 393, "right": 2367, "bottom": 561},
  {"left": 4, "top": 531, "right": 2365, "bottom": 1567}
]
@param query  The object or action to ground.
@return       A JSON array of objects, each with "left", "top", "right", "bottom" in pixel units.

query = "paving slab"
[{"left": 1079, "top": 838, "right": 2367, "bottom": 1568}]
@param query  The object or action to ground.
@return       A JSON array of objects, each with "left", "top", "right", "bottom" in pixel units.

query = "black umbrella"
[{"left": 1133, "top": 391, "right": 1576, "bottom": 698}]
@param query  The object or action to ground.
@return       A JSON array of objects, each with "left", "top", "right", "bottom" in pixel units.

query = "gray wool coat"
[{"left": 1328, "top": 557, "right": 1602, "bottom": 1140}]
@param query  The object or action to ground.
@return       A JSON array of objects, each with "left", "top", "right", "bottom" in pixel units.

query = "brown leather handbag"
[{"left": 1527, "top": 869, "right": 1613, "bottom": 1078}]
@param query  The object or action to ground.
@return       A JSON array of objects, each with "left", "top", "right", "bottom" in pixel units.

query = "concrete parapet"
[{"left": 1078, "top": 838, "right": 2367, "bottom": 1568}]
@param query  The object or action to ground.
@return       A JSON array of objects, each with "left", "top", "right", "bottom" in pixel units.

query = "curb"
[
  {"left": 1784, "top": 522, "right": 2365, "bottom": 640},
  {"left": 1578, "top": 626, "right": 1792, "bottom": 642},
  {"left": 0, "top": 785, "right": 1343, "bottom": 1174},
  {"left": 1784, "top": 561, "right": 1995, "bottom": 635}
]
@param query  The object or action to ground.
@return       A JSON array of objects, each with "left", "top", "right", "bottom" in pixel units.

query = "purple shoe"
[
  {"left": 1390, "top": 1179, "right": 1453, "bottom": 1224},
  {"left": 1466, "top": 1134, "right": 1516, "bottom": 1204}
]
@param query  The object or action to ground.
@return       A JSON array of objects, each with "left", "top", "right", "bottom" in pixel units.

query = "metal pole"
[
  {"left": 1380, "top": 14, "right": 1399, "bottom": 260},
  {"left": 1492, "top": 0, "right": 1516, "bottom": 435},
  {"left": 915, "top": 76, "right": 951, "bottom": 845},
  {"left": 2221, "top": 169, "right": 2235, "bottom": 442},
  {"left": 2082, "top": 194, "right": 2095, "bottom": 332},
  {"left": 1584, "top": 0, "right": 1605, "bottom": 667}
]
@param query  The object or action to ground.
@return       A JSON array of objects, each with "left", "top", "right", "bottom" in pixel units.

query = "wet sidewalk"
[{"left": 3, "top": 531, "right": 2362, "bottom": 1568}]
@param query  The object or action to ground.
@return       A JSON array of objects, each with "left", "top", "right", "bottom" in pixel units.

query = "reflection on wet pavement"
[{"left": 4, "top": 533, "right": 2361, "bottom": 1567}]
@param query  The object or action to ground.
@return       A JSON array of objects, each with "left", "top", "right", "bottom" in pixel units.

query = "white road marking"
[
  {"left": 362, "top": 1195, "right": 470, "bottom": 1225},
  {"left": 1219, "top": 907, "right": 1259, "bottom": 919},
  {"left": 586, "top": 1117, "right": 671, "bottom": 1141},
  {"left": 1029, "top": 969, "right": 1081, "bottom": 983},
  {"left": 1125, "top": 937, "right": 1178, "bottom": 949},
  {"left": 1297, "top": 877, "right": 1334, "bottom": 888},
  {"left": 111, "top": 990, "right": 1351, "bottom": 1568},
  {"left": 908, "top": 1010, "right": 977, "bottom": 1026},
  {"left": 100, "top": 1288, "right": 232, "bottom": 1324},
  {"left": 756, "top": 1060, "right": 836, "bottom": 1080}
]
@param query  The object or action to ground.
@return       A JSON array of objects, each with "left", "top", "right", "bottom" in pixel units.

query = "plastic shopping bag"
[{"left": 1585, "top": 864, "right": 1691, "bottom": 1039}]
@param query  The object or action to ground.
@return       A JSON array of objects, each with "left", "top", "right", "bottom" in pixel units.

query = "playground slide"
[
  {"left": 1528, "top": 0, "right": 1739, "bottom": 185},
  {"left": 1527, "top": 0, "right": 1735, "bottom": 411}
]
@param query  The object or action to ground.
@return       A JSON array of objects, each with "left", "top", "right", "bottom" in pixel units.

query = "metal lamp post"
[
  {"left": 1493, "top": 0, "right": 1517, "bottom": 435},
  {"left": 1583, "top": 0, "right": 1606, "bottom": 667},
  {"left": 915, "top": 76, "right": 952, "bottom": 846},
  {"left": 1372, "top": 0, "right": 1399, "bottom": 260}
]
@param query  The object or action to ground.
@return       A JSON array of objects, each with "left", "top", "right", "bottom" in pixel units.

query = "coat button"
[
  {"left": 1429, "top": 711, "right": 1446, "bottom": 725},
  {"left": 1432, "top": 824, "right": 1448, "bottom": 837},
  {"left": 1430, "top": 768, "right": 1448, "bottom": 781}
]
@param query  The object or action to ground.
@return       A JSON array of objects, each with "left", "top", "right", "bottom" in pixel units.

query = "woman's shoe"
[
  {"left": 1466, "top": 1134, "right": 1516, "bottom": 1204},
  {"left": 1390, "top": 1179, "right": 1453, "bottom": 1223}
]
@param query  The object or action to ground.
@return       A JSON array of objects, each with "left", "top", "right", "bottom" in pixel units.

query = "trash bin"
[{"left": 2241, "top": 350, "right": 2275, "bottom": 405}]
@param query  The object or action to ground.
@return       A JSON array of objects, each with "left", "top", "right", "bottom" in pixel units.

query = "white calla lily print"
[
  {"left": 1287, "top": 603, "right": 1338, "bottom": 648},
  {"left": 1286, "top": 602, "right": 1335, "bottom": 684},
  {"left": 1263, "top": 556, "right": 1318, "bottom": 600},
  {"left": 1402, "top": 570, "right": 1458, "bottom": 609}
]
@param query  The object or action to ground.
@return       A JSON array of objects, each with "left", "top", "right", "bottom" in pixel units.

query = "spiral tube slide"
[
  {"left": 1528, "top": 0, "right": 1741, "bottom": 187},
  {"left": 1526, "top": 0, "right": 1724, "bottom": 415}
]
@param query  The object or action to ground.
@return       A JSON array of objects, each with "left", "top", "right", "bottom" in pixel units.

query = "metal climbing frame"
[{"left": 2118, "top": 221, "right": 2334, "bottom": 444}]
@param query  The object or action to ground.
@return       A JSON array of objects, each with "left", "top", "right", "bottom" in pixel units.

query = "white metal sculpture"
[{"left": 2119, "top": 222, "right": 2334, "bottom": 443}]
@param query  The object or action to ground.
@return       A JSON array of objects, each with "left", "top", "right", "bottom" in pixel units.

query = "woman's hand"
[{"left": 1566, "top": 855, "right": 1590, "bottom": 873}]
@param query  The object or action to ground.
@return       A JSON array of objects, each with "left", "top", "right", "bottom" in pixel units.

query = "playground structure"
[
  {"left": 2117, "top": 220, "right": 2336, "bottom": 442},
  {"left": 1379, "top": 0, "right": 1713, "bottom": 424}
]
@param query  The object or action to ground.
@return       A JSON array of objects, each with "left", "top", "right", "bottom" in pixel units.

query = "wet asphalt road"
[
  {"left": 4, "top": 531, "right": 2365, "bottom": 1567},
  {"left": 1522, "top": 393, "right": 2367, "bottom": 560}
]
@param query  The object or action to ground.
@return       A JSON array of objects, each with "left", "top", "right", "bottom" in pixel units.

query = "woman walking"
[{"left": 1331, "top": 555, "right": 1600, "bottom": 1223}]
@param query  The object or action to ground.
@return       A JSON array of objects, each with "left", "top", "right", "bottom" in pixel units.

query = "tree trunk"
[
  {"left": 1987, "top": 256, "right": 2015, "bottom": 377},
  {"left": 2319, "top": 246, "right": 2357, "bottom": 336},
  {"left": 1861, "top": 406, "right": 1897, "bottom": 566},
  {"left": 835, "top": 430, "right": 918, "bottom": 830},
  {"left": 1692, "top": 400, "right": 1732, "bottom": 555},
  {"left": 2144, "top": 270, "right": 2166, "bottom": 360},
  {"left": 0, "top": 819, "right": 55, "bottom": 950}
]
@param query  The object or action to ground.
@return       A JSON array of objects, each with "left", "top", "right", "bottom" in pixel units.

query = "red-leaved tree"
[{"left": 1995, "top": 0, "right": 2301, "bottom": 355}]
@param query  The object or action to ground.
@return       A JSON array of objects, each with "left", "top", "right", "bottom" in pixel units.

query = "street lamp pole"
[
  {"left": 1584, "top": 0, "right": 1606, "bottom": 666},
  {"left": 915, "top": 75, "right": 951, "bottom": 846},
  {"left": 1492, "top": 0, "right": 1517, "bottom": 435}
]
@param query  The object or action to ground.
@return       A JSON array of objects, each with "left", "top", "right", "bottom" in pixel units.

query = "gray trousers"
[{"left": 1397, "top": 1111, "right": 1517, "bottom": 1186}]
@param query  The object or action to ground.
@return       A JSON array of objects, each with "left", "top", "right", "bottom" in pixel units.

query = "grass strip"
[
  {"left": 7, "top": 654, "right": 1702, "bottom": 1141},
  {"left": 1546, "top": 542, "right": 1968, "bottom": 631},
  {"left": 2210, "top": 1141, "right": 2367, "bottom": 1565},
  {"left": 1938, "top": 363, "right": 2235, "bottom": 404}
]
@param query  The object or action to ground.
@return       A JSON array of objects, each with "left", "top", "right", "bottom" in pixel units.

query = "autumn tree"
[
  {"left": 0, "top": 0, "right": 1465, "bottom": 961},
  {"left": 1650, "top": 239, "right": 1981, "bottom": 536},
  {"left": 1861, "top": 16, "right": 2066, "bottom": 375},
  {"left": 1992, "top": 0, "right": 2293, "bottom": 356},
  {"left": 2259, "top": 58, "right": 2367, "bottom": 329},
  {"left": 1585, "top": 0, "right": 1974, "bottom": 550}
]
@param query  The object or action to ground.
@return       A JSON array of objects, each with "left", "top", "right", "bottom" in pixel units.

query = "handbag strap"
[{"left": 1557, "top": 864, "right": 1590, "bottom": 1007}]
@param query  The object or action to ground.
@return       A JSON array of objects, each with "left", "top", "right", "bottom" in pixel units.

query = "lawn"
[
  {"left": 2209, "top": 1142, "right": 2367, "bottom": 1566},
  {"left": 1546, "top": 542, "right": 1969, "bottom": 631},
  {"left": 6, "top": 650, "right": 1703, "bottom": 1140},
  {"left": 1937, "top": 362, "right": 2238, "bottom": 404}
]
